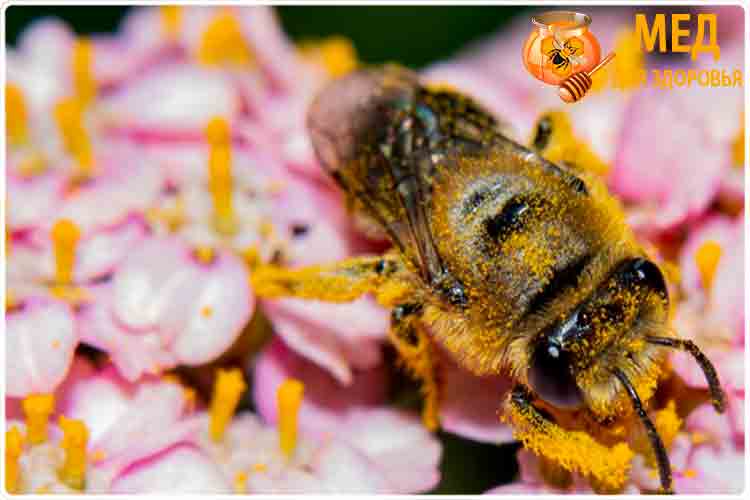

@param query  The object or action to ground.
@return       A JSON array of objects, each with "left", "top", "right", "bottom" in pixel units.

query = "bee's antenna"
[
  {"left": 612, "top": 368, "right": 673, "bottom": 494},
  {"left": 646, "top": 336, "right": 726, "bottom": 413}
]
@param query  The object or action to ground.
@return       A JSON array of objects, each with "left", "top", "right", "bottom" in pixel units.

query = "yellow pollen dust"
[
  {"left": 682, "top": 468, "right": 697, "bottom": 479},
  {"left": 209, "top": 368, "right": 246, "bottom": 443},
  {"left": 160, "top": 6, "right": 183, "bottom": 39},
  {"left": 58, "top": 416, "right": 89, "bottom": 490},
  {"left": 197, "top": 11, "right": 254, "bottom": 67},
  {"left": 277, "top": 378, "right": 304, "bottom": 459},
  {"left": 206, "top": 117, "right": 237, "bottom": 236},
  {"left": 72, "top": 38, "right": 96, "bottom": 108},
  {"left": 508, "top": 399, "right": 634, "bottom": 491},
  {"left": 694, "top": 240, "right": 722, "bottom": 292},
  {"left": 51, "top": 219, "right": 81, "bottom": 287},
  {"left": 6, "top": 84, "right": 29, "bottom": 147},
  {"left": 533, "top": 112, "right": 609, "bottom": 176},
  {"left": 54, "top": 98, "right": 95, "bottom": 179},
  {"left": 5, "top": 427, "right": 24, "bottom": 494},
  {"left": 22, "top": 394, "right": 55, "bottom": 445},
  {"left": 299, "top": 37, "right": 358, "bottom": 78}
]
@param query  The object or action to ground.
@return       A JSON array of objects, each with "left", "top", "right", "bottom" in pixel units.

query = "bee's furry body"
[{"left": 255, "top": 64, "right": 725, "bottom": 493}]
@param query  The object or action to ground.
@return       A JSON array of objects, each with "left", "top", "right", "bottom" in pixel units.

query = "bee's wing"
[{"left": 306, "top": 66, "right": 448, "bottom": 282}]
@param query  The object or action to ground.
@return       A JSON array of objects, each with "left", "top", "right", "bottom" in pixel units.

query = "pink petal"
[
  {"left": 338, "top": 408, "right": 442, "bottom": 493},
  {"left": 611, "top": 87, "right": 728, "bottom": 234},
  {"left": 111, "top": 443, "right": 230, "bottom": 493},
  {"left": 253, "top": 337, "right": 387, "bottom": 433},
  {"left": 100, "top": 63, "right": 241, "bottom": 136},
  {"left": 6, "top": 297, "right": 78, "bottom": 397},
  {"left": 440, "top": 351, "right": 514, "bottom": 444},
  {"left": 263, "top": 300, "right": 382, "bottom": 385}
]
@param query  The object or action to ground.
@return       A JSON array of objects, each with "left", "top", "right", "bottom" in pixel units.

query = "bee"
[
  {"left": 251, "top": 65, "right": 725, "bottom": 493},
  {"left": 542, "top": 33, "right": 585, "bottom": 76}
]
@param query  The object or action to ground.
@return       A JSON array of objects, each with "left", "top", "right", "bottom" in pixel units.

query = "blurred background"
[
  {"left": 5, "top": 5, "right": 534, "bottom": 494},
  {"left": 6, "top": 5, "right": 528, "bottom": 68}
]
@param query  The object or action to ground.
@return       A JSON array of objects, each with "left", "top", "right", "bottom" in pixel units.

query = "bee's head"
[{"left": 527, "top": 258, "right": 669, "bottom": 411}]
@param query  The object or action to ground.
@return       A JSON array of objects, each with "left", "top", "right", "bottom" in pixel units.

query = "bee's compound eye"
[{"left": 528, "top": 341, "right": 584, "bottom": 410}]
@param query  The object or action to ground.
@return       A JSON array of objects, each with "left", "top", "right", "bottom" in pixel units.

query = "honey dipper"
[{"left": 558, "top": 52, "right": 616, "bottom": 103}]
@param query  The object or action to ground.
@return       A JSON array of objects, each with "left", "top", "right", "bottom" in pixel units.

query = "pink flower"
[
  {"left": 6, "top": 357, "right": 227, "bottom": 493},
  {"left": 5, "top": 297, "right": 78, "bottom": 398},
  {"left": 78, "top": 237, "right": 253, "bottom": 380},
  {"left": 252, "top": 338, "right": 442, "bottom": 493}
]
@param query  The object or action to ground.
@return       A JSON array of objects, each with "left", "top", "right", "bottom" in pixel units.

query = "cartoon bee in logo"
[
  {"left": 542, "top": 33, "right": 586, "bottom": 77},
  {"left": 252, "top": 65, "right": 725, "bottom": 493}
]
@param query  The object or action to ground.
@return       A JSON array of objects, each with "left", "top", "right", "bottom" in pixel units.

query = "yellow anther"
[
  {"left": 277, "top": 378, "right": 304, "bottom": 458},
  {"left": 51, "top": 219, "right": 81, "bottom": 287},
  {"left": 682, "top": 468, "right": 697, "bottom": 479},
  {"left": 6, "top": 84, "right": 29, "bottom": 146},
  {"left": 58, "top": 416, "right": 89, "bottom": 490},
  {"left": 731, "top": 119, "right": 744, "bottom": 169},
  {"left": 53, "top": 98, "right": 95, "bottom": 179},
  {"left": 22, "top": 394, "right": 55, "bottom": 445},
  {"left": 206, "top": 117, "right": 237, "bottom": 235},
  {"left": 253, "top": 463, "right": 267, "bottom": 473},
  {"left": 197, "top": 11, "right": 254, "bottom": 67},
  {"left": 194, "top": 245, "right": 216, "bottom": 265},
  {"left": 72, "top": 38, "right": 96, "bottom": 108},
  {"left": 209, "top": 368, "right": 246, "bottom": 443},
  {"left": 299, "top": 37, "right": 358, "bottom": 78},
  {"left": 160, "top": 5, "right": 183, "bottom": 39},
  {"left": 695, "top": 240, "right": 722, "bottom": 292},
  {"left": 233, "top": 471, "right": 248, "bottom": 493},
  {"left": 5, "top": 427, "right": 24, "bottom": 494}
]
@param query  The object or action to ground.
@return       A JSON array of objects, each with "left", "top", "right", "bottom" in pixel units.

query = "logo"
[{"left": 522, "top": 11, "right": 616, "bottom": 103}]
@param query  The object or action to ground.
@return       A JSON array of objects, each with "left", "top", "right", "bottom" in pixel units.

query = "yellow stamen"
[
  {"left": 206, "top": 117, "right": 237, "bottom": 235},
  {"left": 253, "top": 463, "right": 267, "bottom": 473},
  {"left": 6, "top": 84, "right": 29, "bottom": 146},
  {"left": 58, "top": 416, "right": 88, "bottom": 490},
  {"left": 209, "top": 368, "right": 246, "bottom": 442},
  {"left": 197, "top": 11, "right": 254, "bottom": 67},
  {"left": 22, "top": 394, "right": 55, "bottom": 445},
  {"left": 194, "top": 245, "right": 216, "bottom": 265},
  {"left": 277, "top": 378, "right": 304, "bottom": 458},
  {"left": 53, "top": 98, "right": 95, "bottom": 179},
  {"left": 299, "top": 37, "right": 358, "bottom": 78},
  {"left": 682, "top": 468, "right": 697, "bottom": 479},
  {"left": 507, "top": 395, "right": 633, "bottom": 491},
  {"left": 5, "top": 427, "right": 24, "bottom": 494},
  {"left": 160, "top": 6, "right": 183, "bottom": 39},
  {"left": 72, "top": 39, "right": 96, "bottom": 108},
  {"left": 731, "top": 119, "right": 744, "bottom": 169},
  {"left": 695, "top": 240, "right": 722, "bottom": 292},
  {"left": 51, "top": 219, "right": 81, "bottom": 287},
  {"left": 233, "top": 471, "right": 248, "bottom": 493}
]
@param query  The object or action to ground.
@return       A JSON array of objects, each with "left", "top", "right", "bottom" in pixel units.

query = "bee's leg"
[
  {"left": 250, "top": 254, "right": 407, "bottom": 304},
  {"left": 507, "top": 385, "right": 636, "bottom": 493},
  {"left": 529, "top": 111, "right": 609, "bottom": 176},
  {"left": 389, "top": 303, "right": 441, "bottom": 431}
]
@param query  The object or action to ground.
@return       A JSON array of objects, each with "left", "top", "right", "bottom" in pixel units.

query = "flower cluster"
[
  {"left": 5, "top": 5, "right": 744, "bottom": 495},
  {"left": 6, "top": 6, "right": 433, "bottom": 494}
]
